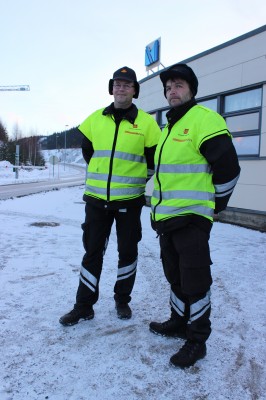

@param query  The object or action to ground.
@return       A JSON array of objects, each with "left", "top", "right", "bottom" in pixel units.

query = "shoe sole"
[
  {"left": 169, "top": 349, "right": 207, "bottom": 369},
  {"left": 115, "top": 304, "right": 132, "bottom": 320},
  {"left": 149, "top": 327, "right": 186, "bottom": 340},
  {"left": 117, "top": 314, "right": 132, "bottom": 320},
  {"left": 59, "top": 314, "right": 94, "bottom": 326}
]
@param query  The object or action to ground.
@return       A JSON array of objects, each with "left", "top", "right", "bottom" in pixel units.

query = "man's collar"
[
  {"left": 166, "top": 98, "right": 197, "bottom": 127},
  {"left": 103, "top": 102, "right": 138, "bottom": 124}
]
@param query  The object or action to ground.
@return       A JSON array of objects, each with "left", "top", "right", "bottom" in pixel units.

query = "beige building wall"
[{"left": 137, "top": 26, "right": 266, "bottom": 218}]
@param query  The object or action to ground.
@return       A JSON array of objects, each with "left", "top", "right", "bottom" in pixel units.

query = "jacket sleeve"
[
  {"left": 200, "top": 135, "right": 241, "bottom": 214},
  {"left": 81, "top": 136, "right": 94, "bottom": 165},
  {"left": 144, "top": 145, "right": 157, "bottom": 180}
]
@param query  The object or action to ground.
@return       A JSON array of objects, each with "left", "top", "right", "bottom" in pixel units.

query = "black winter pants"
[
  {"left": 75, "top": 203, "right": 142, "bottom": 308},
  {"left": 159, "top": 224, "right": 213, "bottom": 343}
]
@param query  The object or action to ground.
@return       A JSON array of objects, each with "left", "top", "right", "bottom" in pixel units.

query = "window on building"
[
  {"left": 224, "top": 88, "right": 262, "bottom": 112},
  {"left": 232, "top": 135, "right": 260, "bottom": 156},
  {"left": 226, "top": 112, "right": 259, "bottom": 133},
  {"left": 149, "top": 112, "right": 157, "bottom": 120},
  {"left": 223, "top": 88, "right": 262, "bottom": 157},
  {"left": 161, "top": 110, "right": 169, "bottom": 126},
  {"left": 197, "top": 98, "right": 217, "bottom": 111}
]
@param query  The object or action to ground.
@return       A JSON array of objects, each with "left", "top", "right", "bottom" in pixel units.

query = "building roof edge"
[{"left": 139, "top": 24, "right": 266, "bottom": 84}]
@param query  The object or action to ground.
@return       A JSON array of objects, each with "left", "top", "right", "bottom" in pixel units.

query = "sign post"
[
  {"left": 49, "top": 155, "right": 59, "bottom": 178},
  {"left": 15, "top": 145, "right": 20, "bottom": 179}
]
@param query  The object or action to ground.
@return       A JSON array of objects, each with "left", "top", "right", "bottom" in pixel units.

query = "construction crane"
[{"left": 0, "top": 85, "right": 30, "bottom": 91}]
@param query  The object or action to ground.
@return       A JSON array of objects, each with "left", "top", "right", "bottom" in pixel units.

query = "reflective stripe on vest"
[
  {"left": 87, "top": 172, "right": 146, "bottom": 185},
  {"left": 155, "top": 164, "right": 211, "bottom": 174},
  {"left": 153, "top": 189, "right": 215, "bottom": 202},
  {"left": 85, "top": 184, "right": 144, "bottom": 197},
  {"left": 93, "top": 150, "right": 145, "bottom": 164},
  {"left": 151, "top": 204, "right": 214, "bottom": 217}
]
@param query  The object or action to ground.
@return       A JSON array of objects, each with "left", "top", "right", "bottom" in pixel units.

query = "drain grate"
[{"left": 30, "top": 222, "right": 60, "bottom": 227}]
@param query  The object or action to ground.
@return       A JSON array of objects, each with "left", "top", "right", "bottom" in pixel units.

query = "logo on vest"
[
  {"left": 173, "top": 128, "right": 191, "bottom": 141},
  {"left": 173, "top": 138, "right": 192, "bottom": 142},
  {"left": 125, "top": 131, "right": 144, "bottom": 136},
  {"left": 125, "top": 124, "right": 143, "bottom": 136}
]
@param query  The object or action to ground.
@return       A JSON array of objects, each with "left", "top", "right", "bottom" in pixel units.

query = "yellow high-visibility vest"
[
  {"left": 151, "top": 105, "right": 231, "bottom": 222},
  {"left": 79, "top": 108, "right": 160, "bottom": 202}
]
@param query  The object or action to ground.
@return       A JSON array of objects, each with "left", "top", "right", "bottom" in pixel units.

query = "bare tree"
[{"left": 12, "top": 123, "right": 22, "bottom": 142}]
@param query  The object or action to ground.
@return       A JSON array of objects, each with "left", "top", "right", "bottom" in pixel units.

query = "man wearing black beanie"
[{"left": 149, "top": 63, "right": 241, "bottom": 368}]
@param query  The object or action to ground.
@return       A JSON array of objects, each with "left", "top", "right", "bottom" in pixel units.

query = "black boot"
[
  {"left": 59, "top": 306, "right": 94, "bottom": 326},
  {"left": 149, "top": 318, "right": 187, "bottom": 339},
  {"left": 115, "top": 302, "right": 132, "bottom": 319},
  {"left": 170, "top": 340, "right": 207, "bottom": 368}
]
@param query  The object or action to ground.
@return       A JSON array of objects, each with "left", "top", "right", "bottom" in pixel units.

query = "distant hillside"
[
  {"left": 41, "top": 126, "right": 83, "bottom": 150},
  {"left": 42, "top": 148, "right": 85, "bottom": 165}
]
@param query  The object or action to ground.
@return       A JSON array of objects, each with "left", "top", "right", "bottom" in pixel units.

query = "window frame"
[
  {"left": 155, "top": 84, "right": 263, "bottom": 158},
  {"left": 221, "top": 87, "right": 262, "bottom": 158}
]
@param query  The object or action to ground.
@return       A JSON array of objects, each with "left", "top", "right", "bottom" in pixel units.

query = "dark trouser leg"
[
  {"left": 113, "top": 206, "right": 142, "bottom": 304},
  {"left": 171, "top": 290, "right": 211, "bottom": 343},
  {"left": 169, "top": 291, "right": 211, "bottom": 368},
  {"left": 172, "top": 225, "right": 213, "bottom": 343},
  {"left": 187, "top": 292, "right": 211, "bottom": 342},
  {"left": 75, "top": 203, "right": 114, "bottom": 308},
  {"left": 160, "top": 234, "right": 189, "bottom": 329},
  {"left": 160, "top": 225, "right": 213, "bottom": 342},
  {"left": 170, "top": 290, "right": 189, "bottom": 327}
]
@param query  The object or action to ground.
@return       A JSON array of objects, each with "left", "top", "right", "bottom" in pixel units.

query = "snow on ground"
[{"left": 0, "top": 164, "right": 266, "bottom": 400}]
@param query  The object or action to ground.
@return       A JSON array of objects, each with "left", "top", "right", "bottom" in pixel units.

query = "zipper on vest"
[
  {"left": 153, "top": 125, "right": 172, "bottom": 220},
  {"left": 107, "top": 120, "right": 120, "bottom": 202}
]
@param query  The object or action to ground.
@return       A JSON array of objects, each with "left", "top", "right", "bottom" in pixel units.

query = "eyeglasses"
[{"left": 113, "top": 83, "right": 134, "bottom": 90}]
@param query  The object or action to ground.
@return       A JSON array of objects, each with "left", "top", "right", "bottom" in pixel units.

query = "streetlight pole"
[{"left": 64, "top": 125, "right": 69, "bottom": 170}]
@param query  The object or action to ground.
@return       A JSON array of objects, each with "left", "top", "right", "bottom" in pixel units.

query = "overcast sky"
[{"left": 1, "top": 0, "right": 266, "bottom": 138}]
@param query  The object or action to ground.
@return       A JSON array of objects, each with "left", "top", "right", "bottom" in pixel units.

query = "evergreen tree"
[
  {"left": 0, "top": 120, "right": 9, "bottom": 161},
  {"left": 5, "top": 140, "right": 16, "bottom": 164},
  {"left": 45, "top": 126, "right": 82, "bottom": 150}
]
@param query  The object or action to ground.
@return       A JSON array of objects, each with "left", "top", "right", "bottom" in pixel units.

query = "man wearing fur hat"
[
  {"left": 60, "top": 67, "right": 161, "bottom": 325},
  {"left": 149, "top": 63, "right": 240, "bottom": 368}
]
